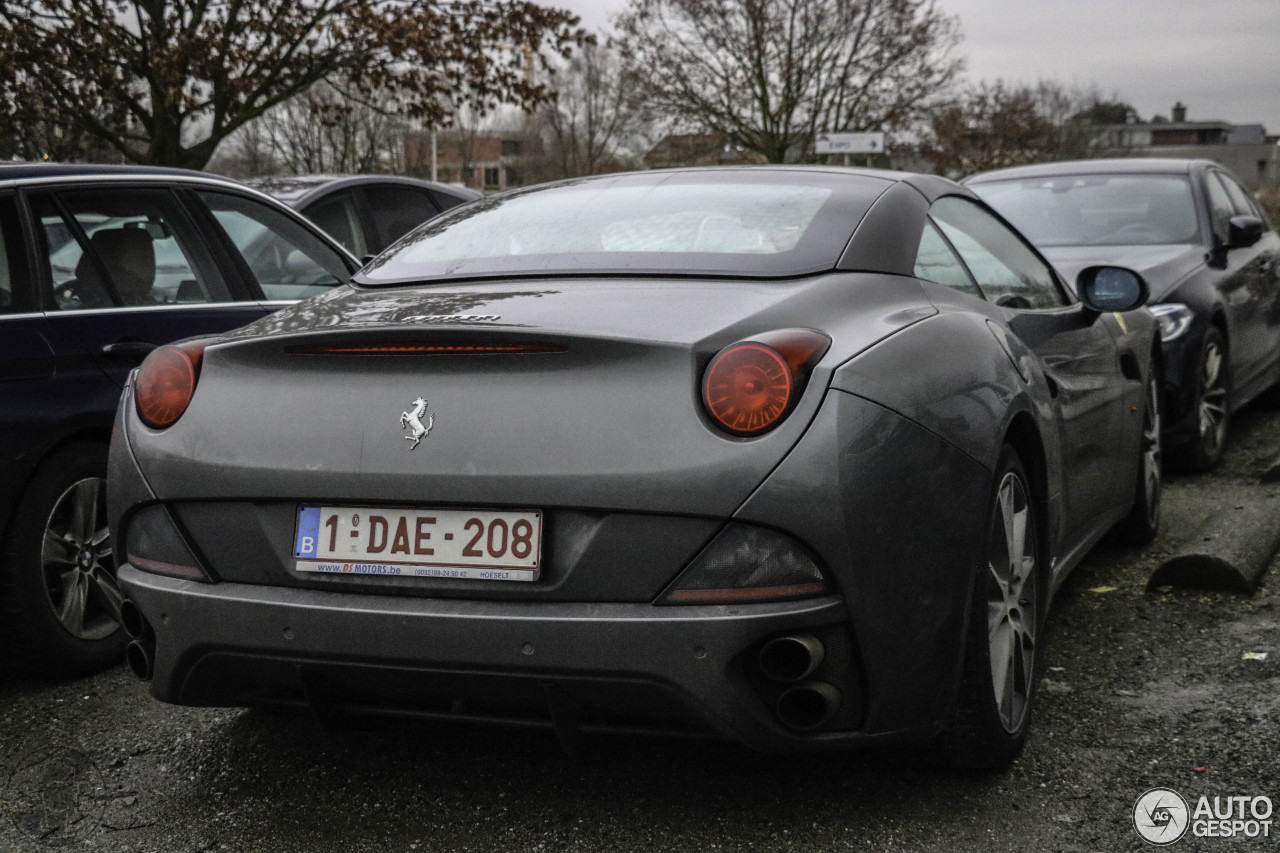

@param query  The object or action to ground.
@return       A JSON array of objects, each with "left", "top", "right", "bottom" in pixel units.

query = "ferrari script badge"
[{"left": 399, "top": 397, "right": 434, "bottom": 450}]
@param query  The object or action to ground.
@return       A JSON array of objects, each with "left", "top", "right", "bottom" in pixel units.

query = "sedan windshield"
[
  {"left": 973, "top": 174, "right": 1199, "bottom": 247},
  {"left": 359, "top": 170, "right": 887, "bottom": 283}
]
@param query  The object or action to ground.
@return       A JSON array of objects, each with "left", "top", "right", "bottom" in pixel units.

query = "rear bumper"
[{"left": 119, "top": 565, "right": 923, "bottom": 751}]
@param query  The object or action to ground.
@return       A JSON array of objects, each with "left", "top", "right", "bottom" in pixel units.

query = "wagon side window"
[
  {"left": 0, "top": 194, "right": 30, "bottom": 313},
  {"left": 197, "top": 190, "right": 352, "bottom": 301},
  {"left": 914, "top": 220, "right": 981, "bottom": 298},
  {"left": 31, "top": 189, "right": 232, "bottom": 311},
  {"left": 929, "top": 197, "right": 1067, "bottom": 310}
]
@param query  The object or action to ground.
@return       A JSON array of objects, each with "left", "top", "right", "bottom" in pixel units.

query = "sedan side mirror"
[
  {"left": 1077, "top": 266, "right": 1148, "bottom": 313},
  {"left": 1227, "top": 215, "right": 1265, "bottom": 250}
]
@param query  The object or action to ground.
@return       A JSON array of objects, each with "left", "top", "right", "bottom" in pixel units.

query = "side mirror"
[
  {"left": 1227, "top": 215, "right": 1264, "bottom": 249},
  {"left": 1077, "top": 266, "right": 1148, "bottom": 313}
]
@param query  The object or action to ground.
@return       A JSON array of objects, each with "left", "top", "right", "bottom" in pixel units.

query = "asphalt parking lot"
[{"left": 2, "top": 407, "right": 1278, "bottom": 853}]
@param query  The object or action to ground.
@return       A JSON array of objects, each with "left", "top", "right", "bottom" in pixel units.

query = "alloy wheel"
[
  {"left": 1139, "top": 374, "right": 1163, "bottom": 527},
  {"left": 1197, "top": 338, "right": 1228, "bottom": 456},
  {"left": 40, "top": 476, "right": 121, "bottom": 641},
  {"left": 986, "top": 470, "right": 1038, "bottom": 735}
]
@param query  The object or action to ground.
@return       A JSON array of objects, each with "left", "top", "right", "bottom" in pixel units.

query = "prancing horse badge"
[{"left": 399, "top": 397, "right": 434, "bottom": 450}]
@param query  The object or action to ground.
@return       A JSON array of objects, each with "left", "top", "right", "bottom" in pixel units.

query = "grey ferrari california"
[{"left": 109, "top": 167, "right": 1161, "bottom": 769}]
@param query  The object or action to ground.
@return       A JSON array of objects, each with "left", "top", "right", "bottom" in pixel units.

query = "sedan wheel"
[
  {"left": 0, "top": 443, "right": 125, "bottom": 675},
  {"left": 943, "top": 445, "right": 1040, "bottom": 770},
  {"left": 1111, "top": 366, "right": 1163, "bottom": 545},
  {"left": 1182, "top": 328, "right": 1229, "bottom": 472}
]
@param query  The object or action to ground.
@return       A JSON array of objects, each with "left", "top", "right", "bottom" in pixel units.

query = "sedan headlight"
[{"left": 1149, "top": 303, "right": 1194, "bottom": 342}]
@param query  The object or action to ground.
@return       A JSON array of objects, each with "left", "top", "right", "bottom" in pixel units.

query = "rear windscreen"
[{"left": 358, "top": 170, "right": 889, "bottom": 283}]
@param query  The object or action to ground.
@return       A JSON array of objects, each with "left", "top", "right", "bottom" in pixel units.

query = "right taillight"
[
  {"left": 701, "top": 329, "right": 829, "bottom": 436},
  {"left": 135, "top": 339, "right": 212, "bottom": 429}
]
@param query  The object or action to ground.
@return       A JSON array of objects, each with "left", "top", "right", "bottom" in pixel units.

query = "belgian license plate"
[{"left": 293, "top": 505, "right": 542, "bottom": 581}]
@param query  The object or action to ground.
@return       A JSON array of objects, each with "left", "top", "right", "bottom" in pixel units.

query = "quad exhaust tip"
[
  {"left": 776, "top": 681, "right": 841, "bottom": 731},
  {"left": 120, "top": 598, "right": 155, "bottom": 682},
  {"left": 120, "top": 598, "right": 149, "bottom": 641},
  {"left": 125, "top": 640, "right": 154, "bottom": 682},
  {"left": 758, "top": 633, "right": 825, "bottom": 683}
]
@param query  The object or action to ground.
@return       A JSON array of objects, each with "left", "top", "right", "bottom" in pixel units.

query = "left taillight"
[
  {"left": 135, "top": 339, "right": 212, "bottom": 429},
  {"left": 701, "top": 329, "right": 830, "bottom": 437}
]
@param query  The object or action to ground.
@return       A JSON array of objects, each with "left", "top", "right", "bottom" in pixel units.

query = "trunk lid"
[{"left": 136, "top": 276, "right": 933, "bottom": 518}]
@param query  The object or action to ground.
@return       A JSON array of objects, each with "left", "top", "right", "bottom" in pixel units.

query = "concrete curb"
[{"left": 1148, "top": 498, "right": 1280, "bottom": 594}]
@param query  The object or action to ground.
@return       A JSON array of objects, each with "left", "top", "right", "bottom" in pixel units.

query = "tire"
[
  {"left": 0, "top": 443, "right": 125, "bottom": 676},
  {"left": 942, "top": 445, "right": 1041, "bottom": 771},
  {"left": 1177, "top": 327, "right": 1229, "bottom": 473},
  {"left": 1110, "top": 364, "right": 1163, "bottom": 546}
]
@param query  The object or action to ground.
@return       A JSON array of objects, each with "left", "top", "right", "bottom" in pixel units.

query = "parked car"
[
  {"left": 0, "top": 163, "right": 360, "bottom": 676},
  {"left": 966, "top": 159, "right": 1280, "bottom": 471},
  {"left": 246, "top": 174, "right": 481, "bottom": 259},
  {"left": 110, "top": 166, "right": 1160, "bottom": 768}
]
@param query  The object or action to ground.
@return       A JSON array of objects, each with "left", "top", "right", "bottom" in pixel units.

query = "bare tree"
[
  {"left": 916, "top": 80, "right": 1142, "bottom": 178},
  {"left": 615, "top": 0, "right": 961, "bottom": 164},
  {"left": 916, "top": 82, "right": 1059, "bottom": 177},
  {"left": 1031, "top": 81, "right": 1139, "bottom": 160},
  {"left": 0, "top": 0, "right": 588, "bottom": 169},
  {"left": 534, "top": 42, "right": 648, "bottom": 179},
  {"left": 256, "top": 81, "right": 410, "bottom": 175},
  {"left": 208, "top": 112, "right": 281, "bottom": 178}
]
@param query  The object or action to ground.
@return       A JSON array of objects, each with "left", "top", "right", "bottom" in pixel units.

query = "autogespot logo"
[
  {"left": 1134, "top": 788, "right": 1190, "bottom": 845},
  {"left": 1134, "top": 788, "right": 1275, "bottom": 844}
]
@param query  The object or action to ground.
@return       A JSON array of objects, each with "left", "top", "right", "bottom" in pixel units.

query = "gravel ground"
[{"left": 2, "top": 408, "right": 1278, "bottom": 853}]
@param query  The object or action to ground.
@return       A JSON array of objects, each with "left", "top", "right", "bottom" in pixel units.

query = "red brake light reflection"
[
  {"left": 285, "top": 341, "right": 565, "bottom": 355},
  {"left": 135, "top": 341, "right": 209, "bottom": 428},
  {"left": 702, "top": 342, "right": 793, "bottom": 435}
]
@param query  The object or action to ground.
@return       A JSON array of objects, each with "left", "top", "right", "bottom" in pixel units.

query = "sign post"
[
  {"left": 814, "top": 132, "right": 887, "bottom": 167},
  {"left": 814, "top": 132, "right": 886, "bottom": 154}
]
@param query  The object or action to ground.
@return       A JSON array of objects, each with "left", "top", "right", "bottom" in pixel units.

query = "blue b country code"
[{"left": 295, "top": 506, "right": 322, "bottom": 558}]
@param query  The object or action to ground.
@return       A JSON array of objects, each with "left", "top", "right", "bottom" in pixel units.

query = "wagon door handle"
[{"left": 101, "top": 340, "right": 158, "bottom": 358}]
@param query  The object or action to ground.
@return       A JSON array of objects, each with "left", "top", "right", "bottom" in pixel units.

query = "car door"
[
  {"left": 1213, "top": 169, "right": 1280, "bottom": 394},
  {"left": 24, "top": 184, "right": 272, "bottom": 395},
  {"left": 1199, "top": 169, "right": 1276, "bottom": 402},
  {"left": 928, "top": 196, "right": 1137, "bottom": 538},
  {"left": 0, "top": 191, "right": 65, "bottom": 489}
]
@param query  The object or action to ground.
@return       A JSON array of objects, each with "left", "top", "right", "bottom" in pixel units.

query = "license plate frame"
[{"left": 293, "top": 504, "right": 542, "bottom": 582}]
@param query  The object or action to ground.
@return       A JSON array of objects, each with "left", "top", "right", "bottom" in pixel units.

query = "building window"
[
  {"left": 483, "top": 167, "right": 500, "bottom": 188},
  {"left": 501, "top": 139, "right": 521, "bottom": 156}
]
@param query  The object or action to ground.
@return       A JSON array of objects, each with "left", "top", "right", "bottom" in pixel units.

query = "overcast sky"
[{"left": 554, "top": 0, "right": 1280, "bottom": 132}]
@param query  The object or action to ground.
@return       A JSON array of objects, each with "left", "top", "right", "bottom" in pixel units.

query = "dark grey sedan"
[
  {"left": 108, "top": 167, "right": 1160, "bottom": 768},
  {"left": 967, "top": 158, "right": 1280, "bottom": 472},
  {"left": 246, "top": 174, "right": 481, "bottom": 259}
]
